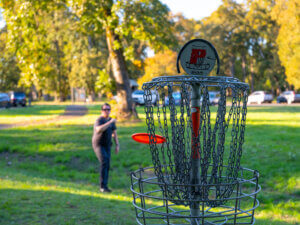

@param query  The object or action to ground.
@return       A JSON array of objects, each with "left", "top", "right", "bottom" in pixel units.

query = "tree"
[
  {"left": 95, "top": 69, "right": 115, "bottom": 98},
  {"left": 70, "top": 0, "right": 175, "bottom": 119},
  {"left": 0, "top": 27, "right": 20, "bottom": 91},
  {"left": 199, "top": 0, "right": 288, "bottom": 94},
  {"left": 272, "top": 0, "right": 300, "bottom": 90},
  {"left": 66, "top": 31, "right": 109, "bottom": 101},
  {"left": 172, "top": 13, "right": 203, "bottom": 49},
  {"left": 202, "top": 0, "right": 247, "bottom": 77},
  {"left": 137, "top": 50, "right": 177, "bottom": 87},
  {"left": 246, "top": 0, "right": 287, "bottom": 94},
  {"left": 1, "top": 1, "right": 74, "bottom": 100}
]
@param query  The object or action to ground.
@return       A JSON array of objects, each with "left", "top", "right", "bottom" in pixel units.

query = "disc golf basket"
[{"left": 130, "top": 39, "right": 261, "bottom": 225}]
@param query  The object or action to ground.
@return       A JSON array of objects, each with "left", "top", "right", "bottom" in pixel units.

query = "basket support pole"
[{"left": 190, "top": 84, "right": 201, "bottom": 225}]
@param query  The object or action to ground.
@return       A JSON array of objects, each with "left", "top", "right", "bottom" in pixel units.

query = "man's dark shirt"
[{"left": 92, "top": 116, "right": 116, "bottom": 147}]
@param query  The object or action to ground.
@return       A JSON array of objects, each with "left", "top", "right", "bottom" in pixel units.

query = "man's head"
[{"left": 101, "top": 103, "right": 111, "bottom": 118}]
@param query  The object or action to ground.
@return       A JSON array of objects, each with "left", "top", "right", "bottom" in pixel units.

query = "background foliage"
[{"left": 0, "top": 0, "right": 299, "bottom": 99}]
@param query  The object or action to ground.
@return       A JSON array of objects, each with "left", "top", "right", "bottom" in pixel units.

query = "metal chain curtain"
[{"left": 143, "top": 75, "right": 249, "bottom": 207}]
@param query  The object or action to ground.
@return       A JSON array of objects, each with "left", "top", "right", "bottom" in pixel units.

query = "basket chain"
[{"left": 143, "top": 79, "right": 248, "bottom": 207}]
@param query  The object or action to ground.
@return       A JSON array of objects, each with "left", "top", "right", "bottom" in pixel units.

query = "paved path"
[
  {"left": 0, "top": 105, "right": 88, "bottom": 130},
  {"left": 61, "top": 105, "right": 88, "bottom": 116}
]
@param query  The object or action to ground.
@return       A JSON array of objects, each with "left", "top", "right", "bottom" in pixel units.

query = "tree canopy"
[
  {"left": 0, "top": 27, "right": 20, "bottom": 91},
  {"left": 137, "top": 49, "right": 178, "bottom": 87},
  {"left": 69, "top": 0, "right": 175, "bottom": 118},
  {"left": 0, "top": 0, "right": 299, "bottom": 109},
  {"left": 272, "top": 0, "right": 300, "bottom": 89}
]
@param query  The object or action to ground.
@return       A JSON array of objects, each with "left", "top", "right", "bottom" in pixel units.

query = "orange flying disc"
[{"left": 132, "top": 133, "right": 166, "bottom": 144}]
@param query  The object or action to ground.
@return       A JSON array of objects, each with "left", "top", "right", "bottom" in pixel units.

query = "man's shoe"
[{"left": 100, "top": 187, "right": 112, "bottom": 193}]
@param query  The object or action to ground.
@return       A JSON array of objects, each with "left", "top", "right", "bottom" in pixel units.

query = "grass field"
[
  {"left": 0, "top": 104, "right": 299, "bottom": 224},
  {"left": 0, "top": 105, "right": 66, "bottom": 124}
]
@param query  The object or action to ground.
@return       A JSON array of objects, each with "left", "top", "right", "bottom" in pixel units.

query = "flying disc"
[{"left": 132, "top": 133, "right": 166, "bottom": 144}]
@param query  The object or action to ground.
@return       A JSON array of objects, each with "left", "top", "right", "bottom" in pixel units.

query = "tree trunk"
[
  {"left": 250, "top": 60, "right": 255, "bottom": 93},
  {"left": 31, "top": 85, "right": 38, "bottom": 100},
  {"left": 241, "top": 55, "right": 247, "bottom": 82},
  {"left": 54, "top": 92, "right": 59, "bottom": 102},
  {"left": 88, "top": 92, "right": 96, "bottom": 102},
  {"left": 105, "top": 27, "right": 135, "bottom": 119},
  {"left": 71, "top": 86, "right": 75, "bottom": 103},
  {"left": 229, "top": 55, "right": 236, "bottom": 77},
  {"left": 86, "top": 79, "right": 96, "bottom": 102},
  {"left": 38, "top": 89, "right": 43, "bottom": 101},
  {"left": 54, "top": 39, "right": 65, "bottom": 102}
]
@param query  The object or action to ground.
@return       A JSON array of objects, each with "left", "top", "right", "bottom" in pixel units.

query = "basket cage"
[
  {"left": 130, "top": 166, "right": 260, "bottom": 225},
  {"left": 141, "top": 75, "right": 250, "bottom": 207}
]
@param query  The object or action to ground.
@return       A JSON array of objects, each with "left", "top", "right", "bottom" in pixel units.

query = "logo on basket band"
[{"left": 179, "top": 39, "right": 217, "bottom": 76}]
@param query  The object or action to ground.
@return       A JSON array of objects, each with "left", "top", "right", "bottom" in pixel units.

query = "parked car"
[
  {"left": 0, "top": 93, "right": 11, "bottom": 108},
  {"left": 200, "top": 91, "right": 220, "bottom": 105},
  {"left": 132, "top": 90, "right": 158, "bottom": 105},
  {"left": 248, "top": 91, "right": 273, "bottom": 104},
  {"left": 165, "top": 92, "right": 181, "bottom": 105},
  {"left": 9, "top": 92, "right": 27, "bottom": 107},
  {"left": 276, "top": 94, "right": 288, "bottom": 104},
  {"left": 209, "top": 91, "right": 220, "bottom": 105},
  {"left": 277, "top": 91, "right": 300, "bottom": 104}
]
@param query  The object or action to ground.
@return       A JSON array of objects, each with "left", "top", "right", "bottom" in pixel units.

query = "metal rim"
[
  {"left": 142, "top": 75, "right": 249, "bottom": 89},
  {"left": 131, "top": 166, "right": 261, "bottom": 203}
]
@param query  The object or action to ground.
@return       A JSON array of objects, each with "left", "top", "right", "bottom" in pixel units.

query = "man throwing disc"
[{"left": 92, "top": 103, "right": 119, "bottom": 193}]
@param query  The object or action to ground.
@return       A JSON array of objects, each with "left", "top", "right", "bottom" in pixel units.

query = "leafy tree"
[
  {"left": 272, "top": 0, "right": 300, "bottom": 90},
  {"left": 66, "top": 31, "right": 109, "bottom": 101},
  {"left": 137, "top": 50, "right": 177, "bottom": 87},
  {"left": 202, "top": 0, "right": 247, "bottom": 77},
  {"left": 246, "top": 0, "right": 286, "bottom": 94},
  {"left": 1, "top": 1, "right": 74, "bottom": 100},
  {"left": 0, "top": 27, "right": 20, "bottom": 91},
  {"left": 172, "top": 13, "right": 202, "bottom": 49},
  {"left": 199, "top": 0, "right": 287, "bottom": 94},
  {"left": 95, "top": 69, "right": 115, "bottom": 98},
  {"left": 45, "top": 9, "right": 72, "bottom": 101},
  {"left": 70, "top": 0, "right": 175, "bottom": 119}
]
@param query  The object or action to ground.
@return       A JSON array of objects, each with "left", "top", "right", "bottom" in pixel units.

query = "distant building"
[
  {"left": 72, "top": 79, "right": 138, "bottom": 102},
  {"left": 73, "top": 88, "right": 86, "bottom": 102}
]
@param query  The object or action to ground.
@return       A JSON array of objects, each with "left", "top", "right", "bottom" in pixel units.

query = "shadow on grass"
[
  {"left": 0, "top": 188, "right": 296, "bottom": 225},
  {"left": 0, "top": 188, "right": 135, "bottom": 225}
]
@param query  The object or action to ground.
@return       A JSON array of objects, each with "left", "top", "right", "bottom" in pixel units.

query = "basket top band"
[{"left": 142, "top": 75, "right": 249, "bottom": 89}]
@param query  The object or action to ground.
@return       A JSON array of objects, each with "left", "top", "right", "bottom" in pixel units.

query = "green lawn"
[
  {"left": 0, "top": 104, "right": 299, "bottom": 224},
  {"left": 0, "top": 104, "right": 66, "bottom": 124}
]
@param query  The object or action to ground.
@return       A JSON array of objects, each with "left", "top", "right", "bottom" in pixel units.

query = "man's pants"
[{"left": 95, "top": 145, "right": 111, "bottom": 188}]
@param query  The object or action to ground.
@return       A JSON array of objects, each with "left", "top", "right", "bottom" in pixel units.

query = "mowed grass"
[
  {"left": 0, "top": 104, "right": 66, "bottom": 124},
  {"left": 0, "top": 104, "right": 299, "bottom": 224}
]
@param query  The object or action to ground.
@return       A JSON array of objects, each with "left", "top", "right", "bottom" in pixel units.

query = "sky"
[
  {"left": 160, "top": 0, "right": 223, "bottom": 20},
  {"left": 0, "top": 8, "right": 4, "bottom": 29},
  {"left": 0, "top": 1, "right": 224, "bottom": 29}
]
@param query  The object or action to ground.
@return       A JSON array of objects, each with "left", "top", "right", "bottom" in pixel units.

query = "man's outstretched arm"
[{"left": 95, "top": 118, "right": 116, "bottom": 134}]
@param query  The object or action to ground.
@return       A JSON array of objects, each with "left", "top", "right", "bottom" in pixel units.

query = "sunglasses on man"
[{"left": 102, "top": 108, "right": 111, "bottom": 111}]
